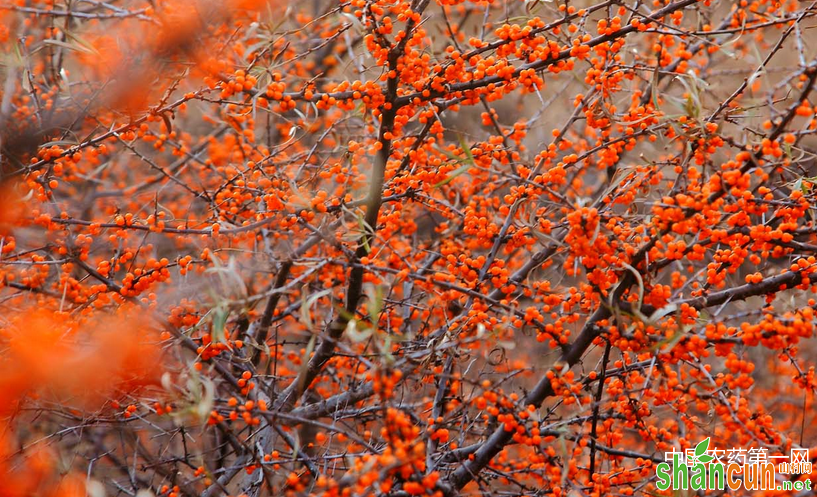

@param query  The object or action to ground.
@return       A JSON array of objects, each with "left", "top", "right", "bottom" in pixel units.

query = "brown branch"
[{"left": 270, "top": 0, "right": 432, "bottom": 413}]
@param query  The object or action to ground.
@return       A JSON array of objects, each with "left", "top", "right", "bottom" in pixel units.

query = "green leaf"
[
  {"left": 12, "top": 39, "right": 23, "bottom": 65},
  {"left": 300, "top": 287, "right": 332, "bottom": 332},
  {"left": 651, "top": 66, "right": 661, "bottom": 110},
  {"left": 697, "top": 454, "right": 714, "bottom": 464},
  {"left": 295, "top": 334, "right": 317, "bottom": 394},
  {"left": 457, "top": 133, "right": 476, "bottom": 166},
  {"left": 345, "top": 319, "right": 373, "bottom": 343},
  {"left": 195, "top": 375, "right": 215, "bottom": 421},
  {"left": 211, "top": 306, "right": 229, "bottom": 344},
  {"left": 40, "top": 139, "right": 79, "bottom": 148},
  {"left": 432, "top": 133, "right": 476, "bottom": 188},
  {"left": 364, "top": 283, "right": 384, "bottom": 325},
  {"left": 357, "top": 214, "right": 372, "bottom": 252},
  {"left": 63, "top": 30, "right": 100, "bottom": 54},
  {"left": 432, "top": 163, "right": 470, "bottom": 188},
  {"left": 695, "top": 438, "right": 710, "bottom": 458},
  {"left": 41, "top": 39, "right": 95, "bottom": 54}
]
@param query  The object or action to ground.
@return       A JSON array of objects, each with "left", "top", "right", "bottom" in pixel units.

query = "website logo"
[{"left": 655, "top": 438, "right": 812, "bottom": 492}]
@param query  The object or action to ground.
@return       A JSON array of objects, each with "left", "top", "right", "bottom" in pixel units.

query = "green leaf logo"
[{"left": 695, "top": 438, "right": 713, "bottom": 463}]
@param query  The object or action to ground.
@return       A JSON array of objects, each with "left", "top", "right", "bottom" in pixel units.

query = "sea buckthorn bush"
[{"left": 1, "top": 0, "right": 817, "bottom": 495}]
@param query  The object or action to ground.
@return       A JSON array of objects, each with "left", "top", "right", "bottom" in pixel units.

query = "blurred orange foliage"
[
  {"left": 0, "top": 309, "right": 162, "bottom": 496},
  {"left": 0, "top": 309, "right": 162, "bottom": 412}
]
